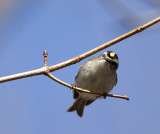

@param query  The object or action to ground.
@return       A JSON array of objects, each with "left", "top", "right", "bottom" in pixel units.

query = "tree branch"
[
  {"left": 47, "top": 17, "right": 160, "bottom": 72},
  {"left": 1, "top": 17, "right": 159, "bottom": 101},
  {"left": 0, "top": 67, "right": 48, "bottom": 83},
  {"left": 0, "top": 17, "right": 159, "bottom": 84},
  {"left": 46, "top": 72, "right": 129, "bottom": 100}
]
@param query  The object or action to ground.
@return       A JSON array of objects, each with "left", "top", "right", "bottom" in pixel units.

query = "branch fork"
[
  {"left": 0, "top": 17, "right": 160, "bottom": 101},
  {"left": 42, "top": 51, "right": 129, "bottom": 100}
]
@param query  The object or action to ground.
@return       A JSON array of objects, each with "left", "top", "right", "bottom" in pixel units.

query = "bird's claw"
[
  {"left": 71, "top": 84, "right": 77, "bottom": 91},
  {"left": 103, "top": 93, "right": 108, "bottom": 99}
]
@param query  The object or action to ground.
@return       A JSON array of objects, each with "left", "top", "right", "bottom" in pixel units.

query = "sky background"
[{"left": 0, "top": 0, "right": 160, "bottom": 134}]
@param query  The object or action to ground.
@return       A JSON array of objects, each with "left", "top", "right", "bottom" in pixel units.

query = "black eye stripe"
[
  {"left": 108, "top": 54, "right": 113, "bottom": 59},
  {"left": 109, "top": 61, "right": 119, "bottom": 70}
]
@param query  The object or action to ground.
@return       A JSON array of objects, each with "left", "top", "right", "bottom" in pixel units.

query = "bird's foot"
[
  {"left": 71, "top": 84, "right": 77, "bottom": 91},
  {"left": 103, "top": 93, "right": 108, "bottom": 99}
]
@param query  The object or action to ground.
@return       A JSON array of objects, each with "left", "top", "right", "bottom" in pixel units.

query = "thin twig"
[
  {"left": 0, "top": 17, "right": 159, "bottom": 83},
  {"left": 43, "top": 50, "right": 48, "bottom": 67},
  {"left": 0, "top": 67, "right": 48, "bottom": 83},
  {"left": 48, "top": 17, "right": 160, "bottom": 72},
  {"left": 46, "top": 72, "right": 129, "bottom": 100},
  {"left": 46, "top": 73, "right": 91, "bottom": 93},
  {"left": 106, "top": 94, "right": 129, "bottom": 100}
]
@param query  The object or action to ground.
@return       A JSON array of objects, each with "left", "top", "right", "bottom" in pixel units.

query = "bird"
[{"left": 67, "top": 51, "right": 119, "bottom": 117}]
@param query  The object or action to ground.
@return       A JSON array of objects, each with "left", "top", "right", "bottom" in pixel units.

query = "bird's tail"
[{"left": 67, "top": 97, "right": 87, "bottom": 117}]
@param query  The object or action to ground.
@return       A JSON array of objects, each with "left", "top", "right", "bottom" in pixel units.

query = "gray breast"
[{"left": 75, "top": 59, "right": 117, "bottom": 94}]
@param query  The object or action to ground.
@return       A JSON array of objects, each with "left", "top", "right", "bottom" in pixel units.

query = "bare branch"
[
  {"left": 0, "top": 67, "right": 48, "bottom": 83},
  {"left": 106, "top": 94, "right": 129, "bottom": 100},
  {"left": 43, "top": 50, "right": 48, "bottom": 67},
  {"left": 48, "top": 17, "right": 160, "bottom": 72},
  {"left": 46, "top": 72, "right": 129, "bottom": 100},
  {"left": 46, "top": 73, "right": 91, "bottom": 93},
  {"left": 0, "top": 17, "right": 160, "bottom": 83}
]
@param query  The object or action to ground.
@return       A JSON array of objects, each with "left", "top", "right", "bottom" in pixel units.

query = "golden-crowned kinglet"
[{"left": 67, "top": 51, "right": 119, "bottom": 117}]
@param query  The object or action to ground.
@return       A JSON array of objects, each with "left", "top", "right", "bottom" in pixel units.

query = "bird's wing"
[
  {"left": 114, "top": 73, "right": 118, "bottom": 86},
  {"left": 73, "top": 90, "right": 79, "bottom": 99}
]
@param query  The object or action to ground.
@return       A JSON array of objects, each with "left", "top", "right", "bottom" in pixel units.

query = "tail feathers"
[
  {"left": 86, "top": 100, "right": 95, "bottom": 106},
  {"left": 67, "top": 98, "right": 87, "bottom": 117},
  {"left": 76, "top": 99, "right": 87, "bottom": 117},
  {"left": 67, "top": 98, "right": 80, "bottom": 112}
]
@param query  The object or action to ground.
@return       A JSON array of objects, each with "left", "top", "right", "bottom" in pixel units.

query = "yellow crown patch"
[{"left": 110, "top": 52, "right": 115, "bottom": 57}]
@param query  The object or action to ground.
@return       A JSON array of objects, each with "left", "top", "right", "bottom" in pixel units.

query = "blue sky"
[{"left": 0, "top": 1, "right": 160, "bottom": 134}]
